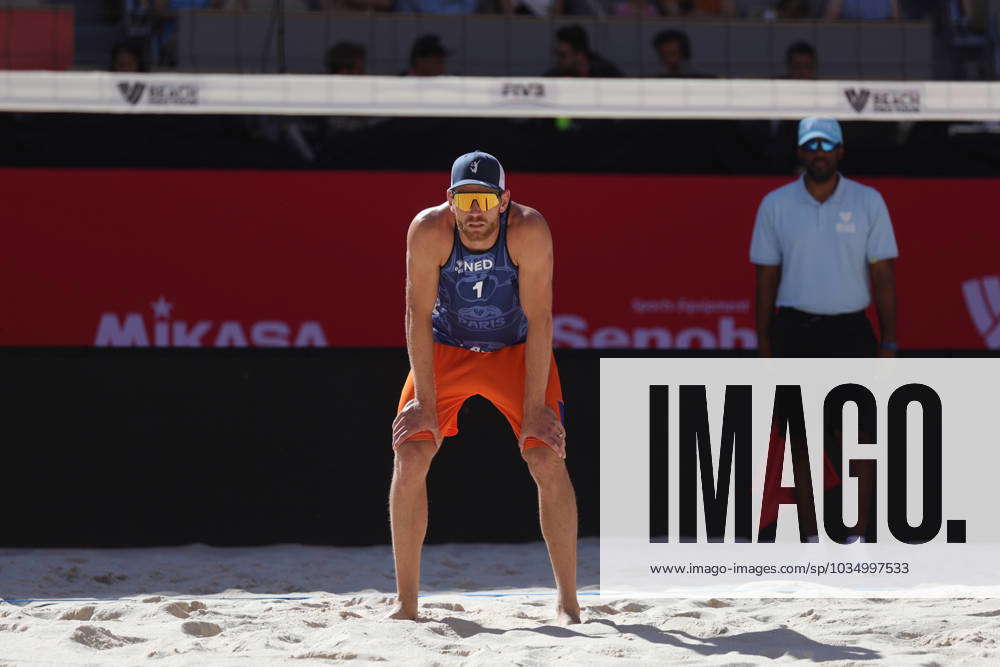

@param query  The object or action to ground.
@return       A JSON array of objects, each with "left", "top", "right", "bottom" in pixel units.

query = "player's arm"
[
  {"left": 392, "top": 212, "right": 446, "bottom": 448},
  {"left": 754, "top": 264, "right": 781, "bottom": 358},
  {"left": 869, "top": 259, "right": 897, "bottom": 356},
  {"left": 513, "top": 208, "right": 566, "bottom": 457}
]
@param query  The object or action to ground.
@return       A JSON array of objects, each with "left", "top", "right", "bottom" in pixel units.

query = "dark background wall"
[
  {"left": 3, "top": 114, "right": 999, "bottom": 176},
  {"left": 5, "top": 348, "right": 995, "bottom": 548},
  {"left": 2, "top": 348, "right": 610, "bottom": 547}
]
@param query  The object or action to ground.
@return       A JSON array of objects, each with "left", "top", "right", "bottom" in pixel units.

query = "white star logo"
[{"left": 150, "top": 296, "right": 173, "bottom": 319}]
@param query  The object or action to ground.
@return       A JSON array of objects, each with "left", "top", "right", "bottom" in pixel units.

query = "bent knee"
[
  {"left": 522, "top": 445, "right": 566, "bottom": 481},
  {"left": 394, "top": 439, "right": 436, "bottom": 479}
]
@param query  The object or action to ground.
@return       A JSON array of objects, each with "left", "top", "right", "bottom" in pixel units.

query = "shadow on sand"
[{"left": 436, "top": 616, "right": 882, "bottom": 662}]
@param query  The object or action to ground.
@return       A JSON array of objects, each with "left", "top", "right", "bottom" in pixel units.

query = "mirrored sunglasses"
[
  {"left": 800, "top": 138, "right": 840, "bottom": 152},
  {"left": 452, "top": 192, "right": 500, "bottom": 212}
]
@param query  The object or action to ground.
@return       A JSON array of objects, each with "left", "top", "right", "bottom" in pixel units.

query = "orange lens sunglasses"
[{"left": 452, "top": 192, "right": 500, "bottom": 212}]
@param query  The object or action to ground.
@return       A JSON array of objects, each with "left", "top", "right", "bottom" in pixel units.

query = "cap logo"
[{"left": 469, "top": 159, "right": 480, "bottom": 174}]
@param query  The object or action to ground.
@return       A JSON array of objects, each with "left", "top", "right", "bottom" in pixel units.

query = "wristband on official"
[{"left": 880, "top": 340, "right": 899, "bottom": 351}]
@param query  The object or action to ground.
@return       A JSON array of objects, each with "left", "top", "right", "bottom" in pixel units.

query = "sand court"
[{"left": 2, "top": 537, "right": 1000, "bottom": 663}]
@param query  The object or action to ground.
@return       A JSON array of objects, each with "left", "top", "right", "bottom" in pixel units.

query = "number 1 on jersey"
[{"left": 473, "top": 280, "right": 484, "bottom": 299}]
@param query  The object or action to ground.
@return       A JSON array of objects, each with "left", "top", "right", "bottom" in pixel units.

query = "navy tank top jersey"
[{"left": 432, "top": 210, "right": 528, "bottom": 352}]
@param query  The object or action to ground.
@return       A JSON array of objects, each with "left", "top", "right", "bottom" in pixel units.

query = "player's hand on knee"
[
  {"left": 392, "top": 399, "right": 442, "bottom": 449},
  {"left": 520, "top": 404, "right": 567, "bottom": 459}
]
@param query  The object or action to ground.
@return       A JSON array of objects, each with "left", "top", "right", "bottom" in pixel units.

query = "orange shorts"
[{"left": 397, "top": 342, "right": 564, "bottom": 452}]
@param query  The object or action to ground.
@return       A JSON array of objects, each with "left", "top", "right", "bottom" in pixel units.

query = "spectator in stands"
[
  {"left": 144, "top": 0, "right": 224, "bottom": 66},
  {"left": 326, "top": 41, "right": 366, "bottom": 75},
  {"left": 940, "top": 0, "right": 996, "bottom": 79},
  {"left": 324, "top": 42, "right": 375, "bottom": 135},
  {"left": 745, "top": 40, "right": 817, "bottom": 172},
  {"left": 652, "top": 29, "right": 714, "bottom": 78},
  {"left": 406, "top": 35, "right": 450, "bottom": 76},
  {"left": 661, "top": 0, "right": 738, "bottom": 15},
  {"left": 784, "top": 41, "right": 818, "bottom": 79},
  {"left": 397, "top": 0, "right": 478, "bottom": 13},
  {"left": 110, "top": 40, "right": 147, "bottom": 72},
  {"left": 546, "top": 25, "right": 623, "bottom": 77},
  {"left": 823, "top": 0, "right": 899, "bottom": 20}
]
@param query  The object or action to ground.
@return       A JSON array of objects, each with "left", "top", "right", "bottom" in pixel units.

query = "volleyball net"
[{"left": 3, "top": 71, "right": 999, "bottom": 120}]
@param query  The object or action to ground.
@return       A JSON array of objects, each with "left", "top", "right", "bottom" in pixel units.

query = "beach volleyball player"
[{"left": 389, "top": 151, "right": 580, "bottom": 625}]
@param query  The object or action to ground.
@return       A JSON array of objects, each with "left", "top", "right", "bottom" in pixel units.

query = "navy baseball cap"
[
  {"left": 798, "top": 116, "right": 843, "bottom": 146},
  {"left": 450, "top": 151, "right": 506, "bottom": 192}
]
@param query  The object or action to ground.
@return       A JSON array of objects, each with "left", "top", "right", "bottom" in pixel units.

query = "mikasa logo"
[{"left": 94, "top": 296, "right": 328, "bottom": 347}]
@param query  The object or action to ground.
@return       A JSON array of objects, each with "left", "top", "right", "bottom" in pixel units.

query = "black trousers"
[
  {"left": 767, "top": 306, "right": 878, "bottom": 541},
  {"left": 772, "top": 307, "right": 877, "bottom": 358}
]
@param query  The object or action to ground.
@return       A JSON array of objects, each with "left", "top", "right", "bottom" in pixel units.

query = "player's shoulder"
[
  {"left": 407, "top": 203, "right": 454, "bottom": 266},
  {"left": 408, "top": 203, "right": 453, "bottom": 242},
  {"left": 507, "top": 202, "right": 550, "bottom": 239},
  {"left": 507, "top": 203, "right": 552, "bottom": 266},
  {"left": 410, "top": 202, "right": 451, "bottom": 229}
]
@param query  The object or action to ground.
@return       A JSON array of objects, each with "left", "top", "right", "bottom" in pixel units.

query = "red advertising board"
[
  {"left": 0, "top": 7, "right": 74, "bottom": 70},
  {"left": 3, "top": 169, "right": 997, "bottom": 349}
]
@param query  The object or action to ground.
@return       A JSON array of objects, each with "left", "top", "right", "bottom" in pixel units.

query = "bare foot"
[
  {"left": 554, "top": 605, "right": 581, "bottom": 626},
  {"left": 387, "top": 601, "right": 418, "bottom": 621}
]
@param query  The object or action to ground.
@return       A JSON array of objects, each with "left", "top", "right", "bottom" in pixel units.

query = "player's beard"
[
  {"left": 457, "top": 216, "right": 498, "bottom": 244},
  {"left": 805, "top": 155, "right": 838, "bottom": 183}
]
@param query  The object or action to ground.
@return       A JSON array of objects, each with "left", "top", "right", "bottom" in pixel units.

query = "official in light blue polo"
[{"left": 750, "top": 117, "right": 899, "bottom": 357}]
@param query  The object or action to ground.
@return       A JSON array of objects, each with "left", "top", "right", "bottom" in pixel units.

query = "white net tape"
[{"left": 2, "top": 71, "right": 999, "bottom": 120}]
